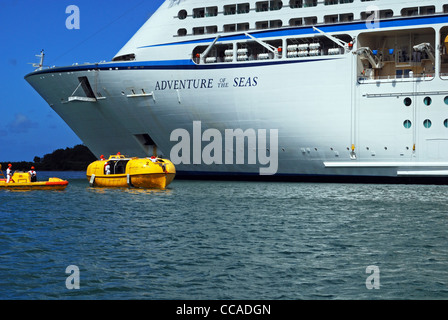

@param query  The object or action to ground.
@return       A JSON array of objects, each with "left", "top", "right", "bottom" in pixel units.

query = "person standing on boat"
[
  {"left": 104, "top": 161, "right": 111, "bottom": 175},
  {"left": 6, "top": 164, "right": 13, "bottom": 183},
  {"left": 28, "top": 166, "right": 37, "bottom": 182}
]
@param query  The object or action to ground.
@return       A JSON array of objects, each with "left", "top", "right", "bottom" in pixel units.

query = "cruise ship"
[{"left": 25, "top": 0, "right": 448, "bottom": 182}]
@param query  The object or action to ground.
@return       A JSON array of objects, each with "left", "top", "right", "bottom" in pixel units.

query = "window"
[
  {"left": 289, "top": 18, "right": 303, "bottom": 26},
  {"left": 290, "top": 0, "right": 302, "bottom": 8},
  {"left": 237, "top": 23, "right": 250, "bottom": 31},
  {"left": 403, "top": 120, "right": 412, "bottom": 129},
  {"left": 401, "top": 7, "right": 418, "bottom": 17},
  {"left": 270, "top": 0, "right": 283, "bottom": 11},
  {"left": 193, "top": 8, "right": 205, "bottom": 18},
  {"left": 445, "top": 96, "right": 448, "bottom": 105},
  {"left": 224, "top": 24, "right": 236, "bottom": 32},
  {"left": 256, "top": 1, "right": 269, "bottom": 12},
  {"left": 340, "top": 13, "right": 354, "bottom": 22},
  {"left": 224, "top": 4, "right": 236, "bottom": 15},
  {"left": 304, "top": 16, "right": 317, "bottom": 25},
  {"left": 424, "top": 97, "right": 432, "bottom": 106},
  {"left": 304, "top": 0, "right": 317, "bottom": 7},
  {"left": 444, "top": 119, "right": 448, "bottom": 128},
  {"left": 206, "top": 26, "right": 218, "bottom": 34},
  {"left": 423, "top": 119, "right": 432, "bottom": 128},
  {"left": 325, "top": 14, "right": 338, "bottom": 24},
  {"left": 238, "top": 3, "right": 250, "bottom": 14},
  {"left": 178, "top": 10, "right": 187, "bottom": 20},
  {"left": 193, "top": 27, "right": 205, "bottom": 35},
  {"left": 404, "top": 97, "right": 412, "bottom": 106},
  {"left": 177, "top": 28, "right": 187, "bottom": 36},
  {"left": 420, "top": 6, "right": 435, "bottom": 15}
]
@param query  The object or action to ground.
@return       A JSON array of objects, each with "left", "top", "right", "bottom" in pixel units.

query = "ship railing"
[{"left": 358, "top": 73, "right": 435, "bottom": 82}]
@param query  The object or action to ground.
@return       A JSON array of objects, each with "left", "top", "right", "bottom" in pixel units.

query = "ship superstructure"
[{"left": 26, "top": 0, "right": 448, "bottom": 181}]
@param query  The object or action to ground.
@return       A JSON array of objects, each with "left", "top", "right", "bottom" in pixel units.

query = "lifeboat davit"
[{"left": 86, "top": 154, "right": 176, "bottom": 189}]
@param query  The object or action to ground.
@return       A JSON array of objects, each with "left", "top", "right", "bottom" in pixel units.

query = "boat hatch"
[{"left": 108, "top": 160, "right": 129, "bottom": 174}]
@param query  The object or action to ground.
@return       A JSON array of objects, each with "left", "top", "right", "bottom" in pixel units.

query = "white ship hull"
[{"left": 25, "top": 0, "right": 448, "bottom": 182}]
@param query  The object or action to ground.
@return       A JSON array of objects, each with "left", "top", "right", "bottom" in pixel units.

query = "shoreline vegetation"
[{"left": 1, "top": 145, "right": 97, "bottom": 172}]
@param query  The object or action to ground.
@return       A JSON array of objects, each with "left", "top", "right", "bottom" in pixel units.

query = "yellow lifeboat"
[
  {"left": 86, "top": 154, "right": 176, "bottom": 189},
  {"left": 0, "top": 166, "right": 68, "bottom": 191},
  {"left": 445, "top": 35, "right": 448, "bottom": 54}
]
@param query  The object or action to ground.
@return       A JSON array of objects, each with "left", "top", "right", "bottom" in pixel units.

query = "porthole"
[
  {"left": 404, "top": 97, "right": 412, "bottom": 106},
  {"left": 424, "top": 96, "right": 432, "bottom": 106},
  {"left": 178, "top": 10, "right": 187, "bottom": 20},
  {"left": 423, "top": 119, "right": 432, "bottom": 128},
  {"left": 444, "top": 119, "right": 448, "bottom": 128},
  {"left": 177, "top": 28, "right": 187, "bottom": 36},
  {"left": 403, "top": 120, "right": 412, "bottom": 129},
  {"left": 445, "top": 96, "right": 448, "bottom": 105}
]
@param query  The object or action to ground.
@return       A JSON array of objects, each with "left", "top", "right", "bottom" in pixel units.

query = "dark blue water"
[{"left": 1, "top": 171, "right": 448, "bottom": 300}]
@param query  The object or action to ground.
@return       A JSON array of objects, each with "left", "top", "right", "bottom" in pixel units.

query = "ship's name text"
[{"left": 154, "top": 77, "right": 258, "bottom": 91}]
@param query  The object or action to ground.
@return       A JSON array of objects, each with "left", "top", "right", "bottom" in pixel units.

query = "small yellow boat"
[
  {"left": 86, "top": 154, "right": 176, "bottom": 189},
  {"left": 0, "top": 170, "right": 69, "bottom": 191}
]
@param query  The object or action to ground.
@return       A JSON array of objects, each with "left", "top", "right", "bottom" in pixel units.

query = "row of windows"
[
  {"left": 180, "top": 2, "right": 444, "bottom": 20},
  {"left": 403, "top": 96, "right": 448, "bottom": 107},
  {"left": 183, "top": 1, "right": 377, "bottom": 19},
  {"left": 403, "top": 119, "right": 448, "bottom": 129},
  {"left": 177, "top": 5, "right": 443, "bottom": 37}
]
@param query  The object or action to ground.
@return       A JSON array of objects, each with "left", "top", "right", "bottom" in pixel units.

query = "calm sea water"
[{"left": 1, "top": 171, "right": 448, "bottom": 300}]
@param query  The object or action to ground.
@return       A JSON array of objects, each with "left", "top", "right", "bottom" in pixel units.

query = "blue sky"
[{"left": 0, "top": 0, "right": 164, "bottom": 162}]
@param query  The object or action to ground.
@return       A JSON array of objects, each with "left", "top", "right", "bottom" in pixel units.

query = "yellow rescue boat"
[
  {"left": 86, "top": 154, "right": 176, "bottom": 189},
  {"left": 0, "top": 168, "right": 69, "bottom": 191}
]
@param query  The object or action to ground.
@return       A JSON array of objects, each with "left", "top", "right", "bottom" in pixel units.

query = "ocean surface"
[{"left": 1, "top": 171, "right": 448, "bottom": 300}]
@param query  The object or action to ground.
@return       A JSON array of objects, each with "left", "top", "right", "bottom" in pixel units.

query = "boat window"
[
  {"left": 256, "top": 1, "right": 269, "bottom": 12},
  {"left": 403, "top": 120, "right": 412, "bottom": 129},
  {"left": 361, "top": 9, "right": 394, "bottom": 20},
  {"left": 178, "top": 10, "right": 187, "bottom": 20},
  {"left": 206, "top": 7, "right": 218, "bottom": 17},
  {"left": 340, "top": 13, "right": 354, "bottom": 22},
  {"left": 401, "top": 7, "right": 418, "bottom": 17},
  {"left": 404, "top": 98, "right": 412, "bottom": 106},
  {"left": 423, "top": 119, "right": 432, "bottom": 129},
  {"left": 224, "top": 24, "right": 236, "bottom": 33},
  {"left": 445, "top": 96, "right": 448, "bottom": 105},
  {"left": 112, "top": 54, "right": 136, "bottom": 61},
  {"left": 193, "top": 27, "right": 205, "bottom": 35},
  {"left": 237, "top": 23, "right": 250, "bottom": 31},
  {"left": 445, "top": 5, "right": 448, "bottom": 13},
  {"left": 111, "top": 160, "right": 129, "bottom": 174},
  {"left": 289, "top": 18, "right": 303, "bottom": 26},
  {"left": 224, "top": 4, "right": 236, "bottom": 15},
  {"left": 324, "top": 14, "right": 338, "bottom": 24},
  {"left": 289, "top": 0, "right": 302, "bottom": 9},
  {"left": 303, "top": 0, "right": 317, "bottom": 7},
  {"left": 193, "top": 8, "right": 205, "bottom": 18},
  {"left": 224, "top": 3, "right": 249, "bottom": 16},
  {"left": 237, "top": 3, "right": 250, "bottom": 14},
  {"left": 444, "top": 119, "right": 448, "bottom": 128},
  {"left": 177, "top": 28, "right": 187, "bottom": 36},
  {"left": 424, "top": 97, "right": 432, "bottom": 106},
  {"left": 303, "top": 16, "right": 317, "bottom": 25},
  {"left": 420, "top": 6, "right": 435, "bottom": 15},
  {"left": 270, "top": 1, "right": 283, "bottom": 11}
]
